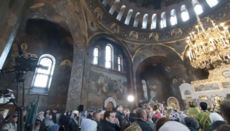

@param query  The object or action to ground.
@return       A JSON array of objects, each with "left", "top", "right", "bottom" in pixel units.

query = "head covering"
[
  {"left": 180, "top": 113, "right": 188, "bottom": 125},
  {"left": 47, "top": 124, "right": 59, "bottom": 131},
  {"left": 169, "top": 110, "right": 181, "bottom": 122},
  {"left": 100, "top": 110, "right": 106, "bottom": 115},
  {"left": 81, "top": 119, "right": 97, "bottom": 131},
  {"left": 159, "top": 121, "right": 190, "bottom": 131},
  {"left": 200, "top": 102, "right": 208, "bottom": 110},
  {"left": 209, "top": 112, "right": 224, "bottom": 124},
  {"left": 184, "top": 117, "right": 199, "bottom": 130},
  {"left": 73, "top": 110, "right": 79, "bottom": 115}
]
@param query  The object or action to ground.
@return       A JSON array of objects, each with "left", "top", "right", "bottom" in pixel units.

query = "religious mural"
[
  {"left": 146, "top": 78, "right": 162, "bottom": 102},
  {"left": 222, "top": 82, "right": 230, "bottom": 89},
  {"left": 88, "top": 68, "right": 128, "bottom": 106},
  {"left": 194, "top": 83, "right": 219, "bottom": 92}
]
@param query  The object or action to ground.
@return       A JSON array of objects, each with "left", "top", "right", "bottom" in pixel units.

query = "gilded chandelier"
[{"left": 187, "top": 16, "right": 230, "bottom": 69}]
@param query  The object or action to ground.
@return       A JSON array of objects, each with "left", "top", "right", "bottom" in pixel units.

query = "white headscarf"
[{"left": 159, "top": 121, "right": 190, "bottom": 131}]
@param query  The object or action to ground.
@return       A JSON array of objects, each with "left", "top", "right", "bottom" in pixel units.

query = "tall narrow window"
[
  {"left": 181, "top": 5, "right": 189, "bottom": 22},
  {"left": 170, "top": 9, "right": 177, "bottom": 26},
  {"left": 133, "top": 12, "right": 140, "bottom": 27},
  {"left": 116, "top": 5, "right": 126, "bottom": 21},
  {"left": 192, "top": 0, "right": 203, "bottom": 15},
  {"left": 102, "top": 0, "right": 111, "bottom": 6},
  {"left": 160, "top": 12, "right": 166, "bottom": 28},
  {"left": 151, "top": 14, "right": 157, "bottom": 29},
  {"left": 142, "top": 14, "right": 148, "bottom": 29},
  {"left": 31, "top": 54, "right": 55, "bottom": 95},
  {"left": 206, "top": 0, "right": 218, "bottom": 8},
  {"left": 125, "top": 9, "right": 133, "bottom": 25},
  {"left": 118, "top": 56, "right": 122, "bottom": 71},
  {"left": 93, "top": 47, "right": 99, "bottom": 65},
  {"left": 105, "top": 45, "right": 112, "bottom": 69},
  {"left": 109, "top": 0, "right": 120, "bottom": 15}
]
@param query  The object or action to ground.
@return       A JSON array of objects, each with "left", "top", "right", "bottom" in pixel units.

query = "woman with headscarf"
[
  {"left": 156, "top": 118, "right": 169, "bottom": 131},
  {"left": 159, "top": 121, "right": 190, "bottom": 131},
  {"left": 184, "top": 117, "right": 199, "bottom": 131}
]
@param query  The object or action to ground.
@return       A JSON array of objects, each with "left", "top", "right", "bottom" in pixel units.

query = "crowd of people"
[{"left": 0, "top": 100, "right": 230, "bottom": 131}]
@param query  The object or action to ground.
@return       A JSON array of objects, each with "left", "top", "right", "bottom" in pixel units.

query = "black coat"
[
  {"left": 99, "top": 120, "right": 121, "bottom": 131},
  {"left": 205, "top": 121, "right": 226, "bottom": 131},
  {"left": 68, "top": 118, "right": 79, "bottom": 131},
  {"left": 135, "top": 119, "right": 152, "bottom": 131},
  {"left": 129, "top": 113, "right": 137, "bottom": 123},
  {"left": 116, "top": 111, "right": 124, "bottom": 127},
  {"left": 59, "top": 114, "right": 67, "bottom": 126},
  {"left": 52, "top": 113, "right": 57, "bottom": 123}
]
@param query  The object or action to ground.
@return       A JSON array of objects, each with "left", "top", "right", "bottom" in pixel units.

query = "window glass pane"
[
  {"left": 33, "top": 74, "right": 49, "bottom": 88},
  {"left": 37, "top": 58, "right": 52, "bottom": 74},
  {"left": 105, "top": 61, "right": 111, "bottom": 68},
  {"left": 94, "top": 48, "right": 99, "bottom": 57},
  {"left": 207, "top": 0, "right": 218, "bottom": 7},
  {"left": 194, "top": 4, "right": 203, "bottom": 15},
  {"left": 181, "top": 11, "right": 189, "bottom": 21},
  {"left": 118, "top": 65, "right": 121, "bottom": 71},
  {"left": 118, "top": 57, "right": 121, "bottom": 64},
  {"left": 170, "top": 16, "right": 177, "bottom": 26},
  {"left": 106, "top": 54, "right": 111, "bottom": 61},
  {"left": 93, "top": 57, "right": 98, "bottom": 65}
]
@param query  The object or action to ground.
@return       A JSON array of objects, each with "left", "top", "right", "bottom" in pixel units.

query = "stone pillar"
[
  {"left": 62, "top": 0, "right": 88, "bottom": 110},
  {"left": 0, "top": 0, "right": 26, "bottom": 69}
]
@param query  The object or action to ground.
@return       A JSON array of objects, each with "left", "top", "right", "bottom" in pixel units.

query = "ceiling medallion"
[{"left": 187, "top": 16, "right": 230, "bottom": 69}]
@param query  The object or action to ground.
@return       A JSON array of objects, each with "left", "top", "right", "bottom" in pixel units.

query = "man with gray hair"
[
  {"left": 116, "top": 105, "right": 124, "bottom": 127},
  {"left": 145, "top": 109, "right": 155, "bottom": 131}
]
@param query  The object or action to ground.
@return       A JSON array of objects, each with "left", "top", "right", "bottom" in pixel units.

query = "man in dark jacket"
[
  {"left": 135, "top": 108, "right": 152, "bottom": 131},
  {"left": 100, "top": 111, "right": 121, "bottom": 131},
  {"left": 116, "top": 105, "right": 124, "bottom": 127},
  {"left": 129, "top": 108, "right": 137, "bottom": 123},
  {"left": 52, "top": 109, "right": 57, "bottom": 123}
]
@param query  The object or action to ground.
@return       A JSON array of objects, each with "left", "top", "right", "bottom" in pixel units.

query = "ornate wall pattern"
[{"left": 82, "top": 0, "right": 230, "bottom": 43}]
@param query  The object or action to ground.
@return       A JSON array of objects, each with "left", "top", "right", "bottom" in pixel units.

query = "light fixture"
[
  {"left": 187, "top": 16, "right": 230, "bottom": 69},
  {"left": 127, "top": 95, "right": 134, "bottom": 102}
]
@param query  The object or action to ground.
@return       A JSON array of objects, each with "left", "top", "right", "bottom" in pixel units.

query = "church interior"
[{"left": 1, "top": 0, "right": 230, "bottom": 130}]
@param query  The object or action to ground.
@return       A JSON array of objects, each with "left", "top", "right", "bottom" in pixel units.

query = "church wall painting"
[
  {"left": 88, "top": 68, "right": 128, "bottom": 107},
  {"left": 194, "top": 83, "right": 220, "bottom": 92},
  {"left": 222, "top": 82, "right": 230, "bottom": 89}
]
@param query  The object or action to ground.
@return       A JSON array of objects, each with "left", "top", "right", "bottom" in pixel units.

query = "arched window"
[
  {"left": 125, "top": 9, "right": 133, "bottom": 25},
  {"left": 117, "top": 56, "right": 122, "bottom": 71},
  {"left": 170, "top": 9, "right": 177, "bottom": 26},
  {"left": 133, "top": 12, "right": 140, "bottom": 27},
  {"left": 151, "top": 14, "right": 157, "bottom": 29},
  {"left": 142, "top": 14, "right": 148, "bottom": 29},
  {"left": 93, "top": 47, "right": 99, "bottom": 65},
  {"left": 206, "top": 0, "right": 218, "bottom": 8},
  {"left": 181, "top": 5, "right": 189, "bottom": 22},
  {"left": 109, "top": 0, "right": 120, "bottom": 15},
  {"left": 116, "top": 5, "right": 126, "bottom": 21},
  {"left": 31, "top": 54, "right": 55, "bottom": 94},
  {"left": 160, "top": 12, "right": 166, "bottom": 28},
  {"left": 105, "top": 45, "right": 113, "bottom": 69},
  {"left": 102, "top": 0, "right": 111, "bottom": 6},
  {"left": 192, "top": 0, "right": 203, "bottom": 15}
]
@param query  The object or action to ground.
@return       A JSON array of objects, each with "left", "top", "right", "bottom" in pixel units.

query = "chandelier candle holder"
[{"left": 187, "top": 16, "right": 230, "bottom": 69}]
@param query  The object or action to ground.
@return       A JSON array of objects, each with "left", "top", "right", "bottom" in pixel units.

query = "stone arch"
[
  {"left": 167, "top": 97, "right": 180, "bottom": 110},
  {"left": 104, "top": 97, "right": 117, "bottom": 108}
]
